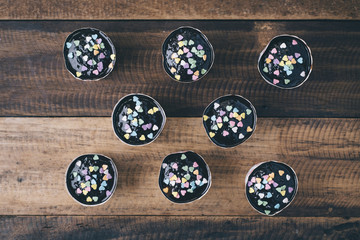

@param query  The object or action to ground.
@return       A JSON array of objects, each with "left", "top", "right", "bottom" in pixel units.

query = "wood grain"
[
  {"left": 0, "top": 117, "right": 358, "bottom": 216},
  {"left": 1, "top": 21, "right": 360, "bottom": 117},
  {"left": 0, "top": 0, "right": 359, "bottom": 20},
  {"left": 1, "top": 216, "right": 359, "bottom": 240}
]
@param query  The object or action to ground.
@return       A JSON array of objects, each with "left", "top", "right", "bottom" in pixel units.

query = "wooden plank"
[
  {"left": 0, "top": 216, "right": 359, "bottom": 240},
  {"left": 1, "top": 21, "right": 359, "bottom": 117},
  {"left": 0, "top": 117, "right": 358, "bottom": 216},
  {"left": 0, "top": 0, "right": 359, "bottom": 20}
]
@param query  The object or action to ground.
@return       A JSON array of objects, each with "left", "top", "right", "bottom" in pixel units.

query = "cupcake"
[
  {"left": 65, "top": 154, "right": 117, "bottom": 206},
  {"left": 202, "top": 95, "right": 257, "bottom": 148},
  {"left": 64, "top": 28, "right": 116, "bottom": 81},
  {"left": 162, "top": 26, "right": 214, "bottom": 83},
  {"left": 112, "top": 94, "right": 166, "bottom": 146},
  {"left": 258, "top": 34, "right": 313, "bottom": 89},
  {"left": 245, "top": 161, "right": 298, "bottom": 216},
  {"left": 159, "top": 151, "right": 211, "bottom": 203}
]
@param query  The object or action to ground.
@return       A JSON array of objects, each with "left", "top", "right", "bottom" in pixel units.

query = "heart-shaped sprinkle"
[
  {"left": 292, "top": 39, "right": 298, "bottom": 45},
  {"left": 237, "top": 121, "right": 243, "bottom": 127},
  {"left": 99, "top": 53, "right": 105, "bottom": 59},
  {"left": 188, "top": 40, "right": 194, "bottom": 45},
  {"left": 209, "top": 132, "right": 215, "bottom": 138},
  {"left": 280, "top": 43, "right": 286, "bottom": 48},
  {"left": 300, "top": 71, "right": 306, "bottom": 77},
  {"left": 297, "top": 57, "right": 303, "bottom": 64},
  {"left": 193, "top": 162, "right": 199, "bottom": 168},
  {"left": 283, "top": 198, "right": 289, "bottom": 203},
  {"left": 295, "top": 52, "right": 301, "bottom": 58},
  {"left": 187, "top": 69, "right": 193, "bottom": 75},
  {"left": 273, "top": 79, "right": 279, "bottom": 84},
  {"left": 273, "top": 59, "right": 280, "bottom": 65},
  {"left": 246, "top": 109, "right": 252, "bottom": 115},
  {"left": 239, "top": 133, "right": 244, "bottom": 139},
  {"left": 268, "top": 54, "right": 274, "bottom": 60},
  {"left": 76, "top": 50, "right": 82, "bottom": 56},
  {"left": 106, "top": 190, "right": 111, "bottom": 197},
  {"left": 147, "top": 133, "right": 153, "bottom": 139},
  {"left": 66, "top": 42, "right": 72, "bottom": 48},
  {"left": 273, "top": 70, "right": 280, "bottom": 76},
  {"left": 92, "top": 70, "right": 99, "bottom": 75},
  {"left": 271, "top": 48, "right": 277, "bottom": 54},
  {"left": 232, "top": 127, "right": 238, "bottom": 133}
]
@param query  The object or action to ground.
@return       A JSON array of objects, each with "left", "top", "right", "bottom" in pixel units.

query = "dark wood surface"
[
  {"left": 0, "top": 3, "right": 359, "bottom": 239},
  {"left": 1, "top": 21, "right": 360, "bottom": 117}
]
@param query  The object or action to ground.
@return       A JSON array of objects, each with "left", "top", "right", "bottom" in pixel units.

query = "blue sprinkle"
[
  {"left": 101, "top": 181, "right": 107, "bottom": 186},
  {"left": 190, "top": 181, "right": 195, "bottom": 187},
  {"left": 92, "top": 34, "right": 98, "bottom": 40},
  {"left": 77, "top": 175, "right": 81, "bottom": 181},
  {"left": 136, "top": 101, "right": 142, "bottom": 106},
  {"left": 163, "top": 178, "right": 169, "bottom": 185},
  {"left": 133, "top": 96, "right": 139, "bottom": 102},
  {"left": 128, "top": 115, "right": 133, "bottom": 120},
  {"left": 266, "top": 192, "right": 272, "bottom": 198},
  {"left": 274, "top": 203, "right": 280, "bottom": 209},
  {"left": 99, "top": 186, "right": 105, "bottom": 191},
  {"left": 91, "top": 179, "right": 96, "bottom": 185},
  {"left": 132, "top": 121, "right": 138, "bottom": 127},
  {"left": 130, "top": 131, "right": 137, "bottom": 137},
  {"left": 92, "top": 174, "right": 97, "bottom": 179},
  {"left": 262, "top": 179, "right": 268, "bottom": 184},
  {"left": 147, "top": 133, "right": 153, "bottom": 139},
  {"left": 66, "top": 42, "right": 72, "bottom": 48},
  {"left": 211, "top": 115, "right": 216, "bottom": 121},
  {"left": 286, "top": 70, "right": 293, "bottom": 76},
  {"left": 233, "top": 107, "right": 239, "bottom": 113},
  {"left": 297, "top": 57, "right": 303, "bottom": 64},
  {"left": 283, "top": 65, "right": 289, "bottom": 71},
  {"left": 132, "top": 111, "right": 138, "bottom": 117}
]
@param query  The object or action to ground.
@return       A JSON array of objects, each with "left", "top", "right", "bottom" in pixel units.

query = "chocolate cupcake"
[
  {"left": 112, "top": 94, "right": 166, "bottom": 146},
  {"left": 245, "top": 161, "right": 298, "bottom": 216},
  {"left": 203, "top": 95, "right": 257, "bottom": 148},
  {"left": 162, "top": 26, "right": 214, "bottom": 82},
  {"left": 258, "top": 35, "right": 313, "bottom": 89},
  {"left": 64, "top": 28, "right": 116, "bottom": 81},
  {"left": 159, "top": 151, "right": 211, "bottom": 203},
  {"left": 66, "top": 154, "right": 117, "bottom": 206}
]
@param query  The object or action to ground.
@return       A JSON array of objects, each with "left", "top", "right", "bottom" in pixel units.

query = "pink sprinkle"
[
  {"left": 265, "top": 184, "right": 271, "bottom": 190},
  {"left": 187, "top": 69, "right": 193, "bottom": 75},
  {"left": 175, "top": 193, "right": 180, "bottom": 198},
  {"left": 177, "top": 35, "right": 184, "bottom": 41},
  {"left": 271, "top": 48, "right": 277, "bottom": 54},
  {"left": 295, "top": 53, "right": 301, "bottom": 58},
  {"left": 222, "top": 130, "right": 229, "bottom": 136},
  {"left": 81, "top": 66, "right": 88, "bottom": 71},
  {"left": 193, "top": 162, "right": 199, "bottom": 167},
  {"left": 247, "top": 181, "right": 253, "bottom": 187},
  {"left": 197, "top": 175, "right": 202, "bottom": 180},
  {"left": 192, "top": 74, "right": 198, "bottom": 81},
  {"left": 273, "top": 70, "right": 280, "bottom": 76},
  {"left": 183, "top": 47, "right": 189, "bottom": 53},
  {"left": 99, "top": 53, "right": 105, "bottom": 59},
  {"left": 216, "top": 117, "right": 222, "bottom": 123},
  {"left": 229, "top": 121, "right": 235, "bottom": 127},
  {"left": 186, "top": 52, "right": 193, "bottom": 58},
  {"left": 106, "top": 190, "right": 111, "bottom": 197},
  {"left": 197, "top": 44, "right": 203, "bottom": 50},
  {"left": 263, "top": 175, "right": 268, "bottom": 180},
  {"left": 251, "top": 177, "right": 256, "bottom": 183},
  {"left": 273, "top": 59, "right": 280, "bottom": 65},
  {"left": 85, "top": 175, "right": 91, "bottom": 181},
  {"left": 288, "top": 187, "right": 294, "bottom": 193},
  {"left": 92, "top": 70, "right": 99, "bottom": 75},
  {"left": 288, "top": 55, "right": 293, "bottom": 61},
  {"left": 273, "top": 79, "right": 279, "bottom": 84},
  {"left": 172, "top": 163, "right": 178, "bottom": 170},
  {"left": 229, "top": 112, "right": 234, "bottom": 118},
  {"left": 268, "top": 54, "right": 274, "bottom": 60},
  {"left": 183, "top": 182, "right": 189, "bottom": 188},
  {"left": 273, "top": 182, "right": 279, "bottom": 187},
  {"left": 107, "top": 174, "right": 112, "bottom": 180},
  {"left": 96, "top": 38, "right": 102, "bottom": 44},
  {"left": 76, "top": 188, "right": 82, "bottom": 194},
  {"left": 219, "top": 110, "right": 226, "bottom": 116},
  {"left": 268, "top": 180, "right": 274, "bottom": 184},
  {"left": 176, "top": 178, "right": 181, "bottom": 183},
  {"left": 292, "top": 40, "right": 298, "bottom": 45},
  {"left": 181, "top": 190, "right": 186, "bottom": 196},
  {"left": 81, "top": 170, "right": 87, "bottom": 175},
  {"left": 85, "top": 186, "right": 91, "bottom": 192},
  {"left": 183, "top": 63, "right": 189, "bottom": 69},
  {"left": 237, "top": 121, "right": 243, "bottom": 127},
  {"left": 87, "top": 60, "right": 93, "bottom": 65},
  {"left": 97, "top": 62, "right": 103, "bottom": 72}
]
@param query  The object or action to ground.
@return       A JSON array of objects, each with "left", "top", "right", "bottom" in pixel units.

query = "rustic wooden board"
[
  {"left": 0, "top": 117, "right": 358, "bottom": 216},
  {"left": 1, "top": 0, "right": 359, "bottom": 20},
  {"left": 0, "top": 216, "right": 359, "bottom": 240},
  {"left": 1, "top": 21, "right": 359, "bottom": 117}
]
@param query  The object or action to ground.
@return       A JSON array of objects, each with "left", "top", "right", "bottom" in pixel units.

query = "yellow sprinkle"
[
  {"left": 267, "top": 177, "right": 272, "bottom": 182},
  {"left": 171, "top": 53, "right": 177, "bottom": 59},
  {"left": 102, "top": 164, "right": 108, "bottom": 170},
  {"left": 281, "top": 190, "right": 286, "bottom": 196},
  {"left": 163, "top": 187, "right": 168, "bottom": 193},
  {"left": 175, "top": 75, "right": 180, "bottom": 80},
  {"left": 80, "top": 183, "right": 86, "bottom": 189},
  {"left": 139, "top": 135, "right": 145, "bottom": 141},
  {"left": 269, "top": 172, "right": 275, "bottom": 179},
  {"left": 256, "top": 178, "right": 262, "bottom": 183},
  {"left": 108, "top": 62, "right": 114, "bottom": 68},
  {"left": 82, "top": 190, "right": 88, "bottom": 195},
  {"left": 279, "top": 170, "right": 285, "bottom": 176},
  {"left": 182, "top": 178, "right": 187, "bottom": 183},
  {"left": 203, "top": 55, "right": 207, "bottom": 61},
  {"left": 194, "top": 70, "right": 199, "bottom": 76},
  {"left": 153, "top": 107, "right": 159, "bottom": 113},
  {"left": 178, "top": 41, "right": 184, "bottom": 47},
  {"left": 282, "top": 55, "right": 288, "bottom": 61},
  {"left": 86, "top": 196, "right": 92, "bottom": 202},
  {"left": 110, "top": 54, "right": 116, "bottom": 60},
  {"left": 233, "top": 112, "right": 239, "bottom": 118},
  {"left": 170, "top": 175, "right": 177, "bottom": 181},
  {"left": 91, "top": 184, "right": 97, "bottom": 190},
  {"left": 103, "top": 175, "right": 108, "bottom": 181},
  {"left": 249, "top": 187, "right": 254, "bottom": 193},
  {"left": 93, "top": 44, "right": 99, "bottom": 50},
  {"left": 217, "top": 122, "right": 223, "bottom": 128},
  {"left": 177, "top": 49, "right": 184, "bottom": 55},
  {"left": 291, "top": 58, "right": 296, "bottom": 64},
  {"left": 203, "top": 115, "right": 209, "bottom": 121},
  {"left": 279, "top": 61, "right": 285, "bottom": 66},
  {"left": 127, "top": 108, "right": 133, "bottom": 114},
  {"left": 172, "top": 191, "right": 179, "bottom": 197},
  {"left": 170, "top": 67, "right": 176, "bottom": 73},
  {"left": 175, "top": 58, "right": 181, "bottom": 64},
  {"left": 286, "top": 61, "right": 292, "bottom": 66},
  {"left": 124, "top": 134, "right": 130, "bottom": 139},
  {"left": 94, "top": 50, "right": 99, "bottom": 56},
  {"left": 148, "top": 109, "right": 154, "bottom": 114},
  {"left": 89, "top": 166, "right": 94, "bottom": 172},
  {"left": 193, "top": 170, "right": 199, "bottom": 175},
  {"left": 265, "top": 58, "right": 271, "bottom": 63},
  {"left": 76, "top": 72, "right": 82, "bottom": 77},
  {"left": 247, "top": 126, "right": 253, "bottom": 132},
  {"left": 209, "top": 132, "right": 215, "bottom": 138}
]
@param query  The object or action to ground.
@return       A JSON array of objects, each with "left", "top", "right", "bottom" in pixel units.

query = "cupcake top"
[
  {"left": 66, "top": 154, "right": 117, "bottom": 206},
  {"left": 112, "top": 94, "right": 166, "bottom": 146},
  {"left": 203, "top": 95, "right": 256, "bottom": 148},
  {"left": 162, "top": 26, "right": 214, "bottom": 82},
  {"left": 64, "top": 28, "right": 116, "bottom": 80},
  {"left": 245, "top": 161, "right": 298, "bottom": 216},
  {"left": 159, "top": 151, "right": 211, "bottom": 203},
  {"left": 258, "top": 35, "right": 312, "bottom": 89}
]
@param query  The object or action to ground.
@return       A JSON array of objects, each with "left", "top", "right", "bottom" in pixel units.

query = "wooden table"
[{"left": 1, "top": 1, "right": 359, "bottom": 239}]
